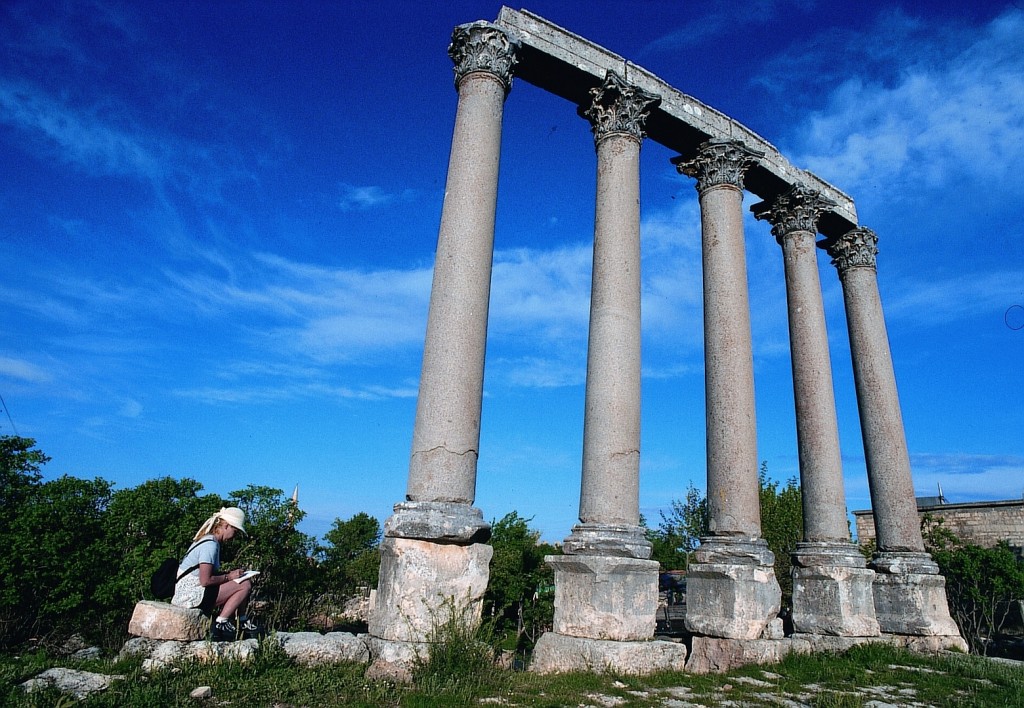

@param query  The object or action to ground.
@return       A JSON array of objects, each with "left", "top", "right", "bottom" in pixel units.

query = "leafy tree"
[
  {"left": 229, "top": 485, "right": 320, "bottom": 631},
  {"left": 484, "top": 512, "right": 557, "bottom": 651},
  {"left": 922, "top": 514, "right": 1024, "bottom": 655},
  {"left": 759, "top": 462, "right": 803, "bottom": 609},
  {"left": 649, "top": 483, "right": 708, "bottom": 571},
  {"left": 321, "top": 512, "right": 381, "bottom": 595},
  {"left": 3, "top": 474, "right": 113, "bottom": 646}
]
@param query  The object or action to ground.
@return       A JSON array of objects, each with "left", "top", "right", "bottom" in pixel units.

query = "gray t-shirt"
[{"left": 178, "top": 535, "right": 220, "bottom": 578}]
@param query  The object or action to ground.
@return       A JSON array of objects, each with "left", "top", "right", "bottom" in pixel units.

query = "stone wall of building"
[{"left": 854, "top": 500, "right": 1024, "bottom": 553}]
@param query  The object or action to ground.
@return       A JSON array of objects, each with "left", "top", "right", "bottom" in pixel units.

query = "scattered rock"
[
  {"left": 72, "top": 646, "right": 103, "bottom": 660},
  {"left": 20, "top": 668, "right": 124, "bottom": 700},
  {"left": 190, "top": 685, "right": 213, "bottom": 700}
]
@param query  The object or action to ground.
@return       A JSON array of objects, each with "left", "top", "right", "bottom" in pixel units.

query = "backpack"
[{"left": 150, "top": 538, "right": 215, "bottom": 600}]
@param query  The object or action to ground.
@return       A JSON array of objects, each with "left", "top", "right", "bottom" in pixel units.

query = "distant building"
[{"left": 853, "top": 498, "right": 1024, "bottom": 555}]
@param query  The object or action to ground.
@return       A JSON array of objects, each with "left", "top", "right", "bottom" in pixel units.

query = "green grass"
[{"left": 1, "top": 641, "right": 1022, "bottom": 707}]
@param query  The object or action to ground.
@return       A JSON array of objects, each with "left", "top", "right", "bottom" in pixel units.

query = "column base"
[
  {"left": 870, "top": 551, "right": 963, "bottom": 640},
  {"left": 383, "top": 501, "right": 490, "bottom": 543},
  {"left": 529, "top": 632, "right": 687, "bottom": 675},
  {"left": 547, "top": 554, "right": 659, "bottom": 641},
  {"left": 368, "top": 536, "right": 492, "bottom": 643},
  {"left": 562, "top": 523, "right": 652, "bottom": 559},
  {"left": 791, "top": 541, "right": 880, "bottom": 637},
  {"left": 684, "top": 537, "right": 782, "bottom": 640}
]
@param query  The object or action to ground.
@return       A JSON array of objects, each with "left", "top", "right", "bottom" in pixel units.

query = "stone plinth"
[
  {"left": 529, "top": 632, "right": 687, "bottom": 675},
  {"left": 364, "top": 636, "right": 427, "bottom": 683},
  {"left": 871, "top": 552, "right": 962, "bottom": 638},
  {"left": 128, "top": 600, "right": 208, "bottom": 641},
  {"left": 547, "top": 554, "right": 659, "bottom": 641},
  {"left": 687, "top": 636, "right": 812, "bottom": 674},
  {"left": 368, "top": 537, "right": 492, "bottom": 643},
  {"left": 684, "top": 538, "right": 781, "bottom": 640},
  {"left": 791, "top": 542, "right": 879, "bottom": 637}
]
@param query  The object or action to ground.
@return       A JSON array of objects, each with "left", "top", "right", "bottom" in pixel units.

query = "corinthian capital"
[
  {"left": 752, "top": 185, "right": 836, "bottom": 242},
  {"left": 673, "top": 139, "right": 763, "bottom": 193},
  {"left": 580, "top": 71, "right": 660, "bottom": 144},
  {"left": 449, "top": 22, "right": 520, "bottom": 93},
  {"left": 828, "top": 227, "right": 879, "bottom": 273}
]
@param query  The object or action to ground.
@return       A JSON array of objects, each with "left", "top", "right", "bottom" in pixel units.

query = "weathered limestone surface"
[
  {"left": 687, "top": 636, "right": 811, "bottom": 674},
  {"left": 384, "top": 501, "right": 490, "bottom": 543},
  {"left": 141, "top": 637, "right": 260, "bottom": 671},
  {"left": 530, "top": 633, "right": 687, "bottom": 675},
  {"left": 120, "top": 631, "right": 372, "bottom": 672},
  {"left": 685, "top": 539, "right": 781, "bottom": 640},
  {"left": 364, "top": 636, "right": 426, "bottom": 683},
  {"left": 369, "top": 537, "right": 492, "bottom": 642},
  {"left": 791, "top": 542, "right": 879, "bottom": 637},
  {"left": 871, "top": 553, "right": 963, "bottom": 639},
  {"left": 128, "top": 600, "right": 208, "bottom": 641},
  {"left": 547, "top": 555, "right": 659, "bottom": 641},
  {"left": 20, "top": 668, "right": 125, "bottom": 700},
  {"left": 277, "top": 631, "right": 370, "bottom": 666}
]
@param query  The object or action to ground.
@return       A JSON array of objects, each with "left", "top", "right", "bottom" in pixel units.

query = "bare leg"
[{"left": 215, "top": 579, "right": 251, "bottom": 619}]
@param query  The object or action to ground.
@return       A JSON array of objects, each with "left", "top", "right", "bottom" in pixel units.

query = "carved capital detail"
[
  {"left": 828, "top": 227, "right": 879, "bottom": 273},
  {"left": 752, "top": 185, "right": 836, "bottom": 242},
  {"left": 673, "top": 139, "right": 763, "bottom": 193},
  {"left": 449, "top": 22, "right": 520, "bottom": 93},
  {"left": 580, "top": 71, "right": 661, "bottom": 144}
]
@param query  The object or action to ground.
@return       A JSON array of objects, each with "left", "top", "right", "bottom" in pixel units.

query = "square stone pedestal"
[
  {"left": 684, "top": 538, "right": 781, "bottom": 640},
  {"left": 872, "top": 571, "right": 963, "bottom": 637},
  {"left": 547, "top": 554, "right": 659, "bottom": 641},
  {"left": 791, "top": 542, "right": 880, "bottom": 636},
  {"left": 368, "top": 537, "right": 492, "bottom": 643}
]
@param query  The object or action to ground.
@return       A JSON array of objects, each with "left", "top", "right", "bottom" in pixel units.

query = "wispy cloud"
[
  {"left": 641, "top": 0, "right": 805, "bottom": 55},
  {"left": 0, "top": 357, "right": 52, "bottom": 384},
  {"left": 0, "top": 79, "right": 162, "bottom": 180},
  {"left": 337, "top": 183, "right": 415, "bottom": 211},
  {"left": 774, "top": 8, "right": 1024, "bottom": 196}
]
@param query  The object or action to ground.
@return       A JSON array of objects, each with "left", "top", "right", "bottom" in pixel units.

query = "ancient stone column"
[
  {"left": 540, "top": 73, "right": 680, "bottom": 670},
  {"left": 369, "top": 23, "right": 518, "bottom": 669},
  {"left": 674, "top": 139, "right": 781, "bottom": 640},
  {"left": 827, "top": 227, "right": 962, "bottom": 643},
  {"left": 753, "top": 187, "right": 878, "bottom": 637}
]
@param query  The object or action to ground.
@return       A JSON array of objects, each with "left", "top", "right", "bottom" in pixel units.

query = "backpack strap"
[{"left": 176, "top": 538, "right": 216, "bottom": 582}]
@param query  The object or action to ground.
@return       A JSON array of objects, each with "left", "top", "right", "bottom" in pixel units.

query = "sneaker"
[
  {"left": 240, "top": 618, "right": 265, "bottom": 640},
  {"left": 209, "top": 619, "right": 238, "bottom": 642}
]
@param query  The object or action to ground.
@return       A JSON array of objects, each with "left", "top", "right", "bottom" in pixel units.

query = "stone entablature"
[{"left": 854, "top": 499, "right": 1024, "bottom": 552}]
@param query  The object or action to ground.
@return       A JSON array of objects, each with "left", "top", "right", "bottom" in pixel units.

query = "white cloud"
[
  {"left": 782, "top": 9, "right": 1024, "bottom": 196},
  {"left": 337, "top": 183, "right": 415, "bottom": 211},
  {"left": 0, "top": 78, "right": 162, "bottom": 180},
  {"left": 0, "top": 356, "right": 53, "bottom": 384}
]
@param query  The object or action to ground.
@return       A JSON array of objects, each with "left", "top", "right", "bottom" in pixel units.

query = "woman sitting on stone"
[{"left": 171, "top": 506, "right": 258, "bottom": 641}]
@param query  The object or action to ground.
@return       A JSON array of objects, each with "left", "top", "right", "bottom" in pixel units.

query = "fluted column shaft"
[
  {"left": 754, "top": 187, "right": 848, "bottom": 542},
  {"left": 828, "top": 228, "right": 924, "bottom": 553},
  {"left": 407, "top": 23, "right": 518, "bottom": 504},
  {"left": 676, "top": 140, "right": 764, "bottom": 539}
]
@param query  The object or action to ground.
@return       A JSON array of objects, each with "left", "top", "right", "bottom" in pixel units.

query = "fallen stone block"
[
  {"left": 275, "top": 631, "right": 370, "bottom": 666},
  {"left": 686, "top": 636, "right": 811, "bottom": 674},
  {"left": 529, "top": 632, "right": 688, "bottom": 675},
  {"left": 128, "top": 600, "right": 209, "bottom": 641}
]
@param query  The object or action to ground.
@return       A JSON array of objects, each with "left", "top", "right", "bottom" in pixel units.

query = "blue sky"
[{"left": 2, "top": 1, "right": 1022, "bottom": 543}]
